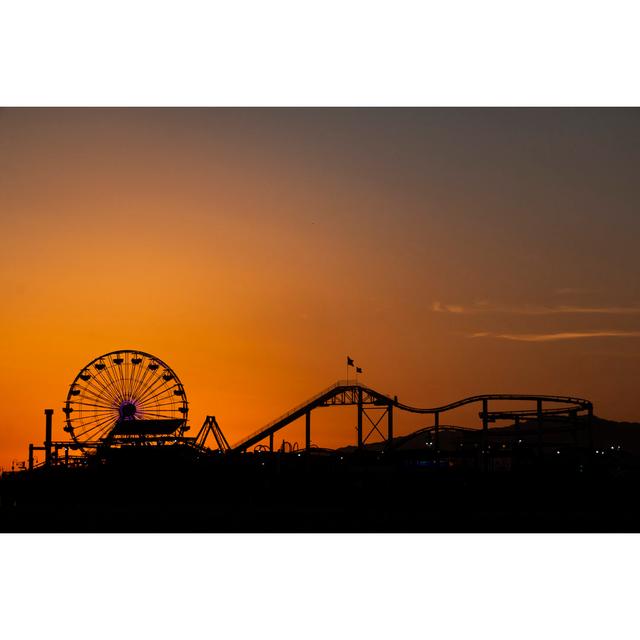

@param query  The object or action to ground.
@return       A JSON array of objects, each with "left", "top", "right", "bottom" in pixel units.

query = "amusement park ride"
[
  {"left": 28, "top": 349, "right": 229, "bottom": 469},
  {"left": 25, "top": 349, "right": 595, "bottom": 471}
]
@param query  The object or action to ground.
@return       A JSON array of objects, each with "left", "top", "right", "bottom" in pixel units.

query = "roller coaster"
[{"left": 231, "top": 379, "right": 593, "bottom": 454}]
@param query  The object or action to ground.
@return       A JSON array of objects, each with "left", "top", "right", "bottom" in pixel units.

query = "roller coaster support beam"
[
  {"left": 434, "top": 411, "right": 440, "bottom": 465},
  {"left": 28, "top": 444, "right": 34, "bottom": 471},
  {"left": 587, "top": 404, "right": 594, "bottom": 456},
  {"left": 269, "top": 433, "right": 274, "bottom": 452},
  {"left": 482, "top": 399, "right": 488, "bottom": 471},
  {"left": 537, "top": 399, "right": 543, "bottom": 460},
  {"left": 357, "top": 387, "right": 363, "bottom": 449},
  {"left": 44, "top": 409, "right": 53, "bottom": 467},
  {"left": 387, "top": 403, "right": 393, "bottom": 449},
  {"left": 305, "top": 410, "right": 311, "bottom": 451}
]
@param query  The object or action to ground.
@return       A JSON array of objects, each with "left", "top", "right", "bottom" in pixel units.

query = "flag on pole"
[
  {"left": 356, "top": 367, "right": 362, "bottom": 374},
  {"left": 347, "top": 356, "right": 354, "bottom": 367}
]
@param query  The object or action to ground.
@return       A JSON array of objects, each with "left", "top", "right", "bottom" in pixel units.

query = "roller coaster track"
[{"left": 231, "top": 380, "right": 592, "bottom": 453}]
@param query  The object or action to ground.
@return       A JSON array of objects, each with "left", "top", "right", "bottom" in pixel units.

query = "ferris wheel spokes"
[{"left": 63, "top": 350, "right": 189, "bottom": 451}]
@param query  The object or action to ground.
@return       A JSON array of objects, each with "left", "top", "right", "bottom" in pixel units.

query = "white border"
[
  {"left": 1, "top": 1, "right": 639, "bottom": 105},
  {"left": 1, "top": 534, "right": 638, "bottom": 640}
]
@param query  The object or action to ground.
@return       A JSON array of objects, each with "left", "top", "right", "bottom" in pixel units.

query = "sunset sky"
[{"left": 1, "top": 108, "right": 639, "bottom": 467}]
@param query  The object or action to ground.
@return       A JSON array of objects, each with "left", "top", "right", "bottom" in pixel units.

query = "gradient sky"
[{"left": 1, "top": 108, "right": 639, "bottom": 468}]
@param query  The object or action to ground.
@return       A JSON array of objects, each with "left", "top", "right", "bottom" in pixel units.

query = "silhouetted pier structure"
[
  {"left": 22, "top": 380, "right": 593, "bottom": 472},
  {"left": 13, "top": 351, "right": 640, "bottom": 532},
  {"left": 14, "top": 346, "right": 594, "bottom": 477}
]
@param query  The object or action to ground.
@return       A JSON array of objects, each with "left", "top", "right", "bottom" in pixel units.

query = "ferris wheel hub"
[{"left": 119, "top": 402, "right": 137, "bottom": 420}]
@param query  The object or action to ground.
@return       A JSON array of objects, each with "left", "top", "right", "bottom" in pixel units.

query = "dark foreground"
[{"left": 2, "top": 443, "right": 640, "bottom": 532}]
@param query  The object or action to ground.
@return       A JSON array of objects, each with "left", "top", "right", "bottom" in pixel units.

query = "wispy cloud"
[
  {"left": 432, "top": 301, "right": 640, "bottom": 316},
  {"left": 469, "top": 330, "right": 640, "bottom": 342},
  {"left": 431, "top": 301, "right": 466, "bottom": 313},
  {"left": 554, "top": 287, "right": 598, "bottom": 296}
]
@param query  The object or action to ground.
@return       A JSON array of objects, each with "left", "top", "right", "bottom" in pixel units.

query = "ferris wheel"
[{"left": 63, "top": 350, "right": 188, "bottom": 450}]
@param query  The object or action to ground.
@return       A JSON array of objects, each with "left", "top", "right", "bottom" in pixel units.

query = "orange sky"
[{"left": 1, "top": 108, "right": 639, "bottom": 468}]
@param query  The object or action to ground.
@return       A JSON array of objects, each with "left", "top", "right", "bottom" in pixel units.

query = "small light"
[
  {"left": 556, "top": 450, "right": 560, "bottom": 455},
  {"left": 518, "top": 439, "right": 522, "bottom": 443}
]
